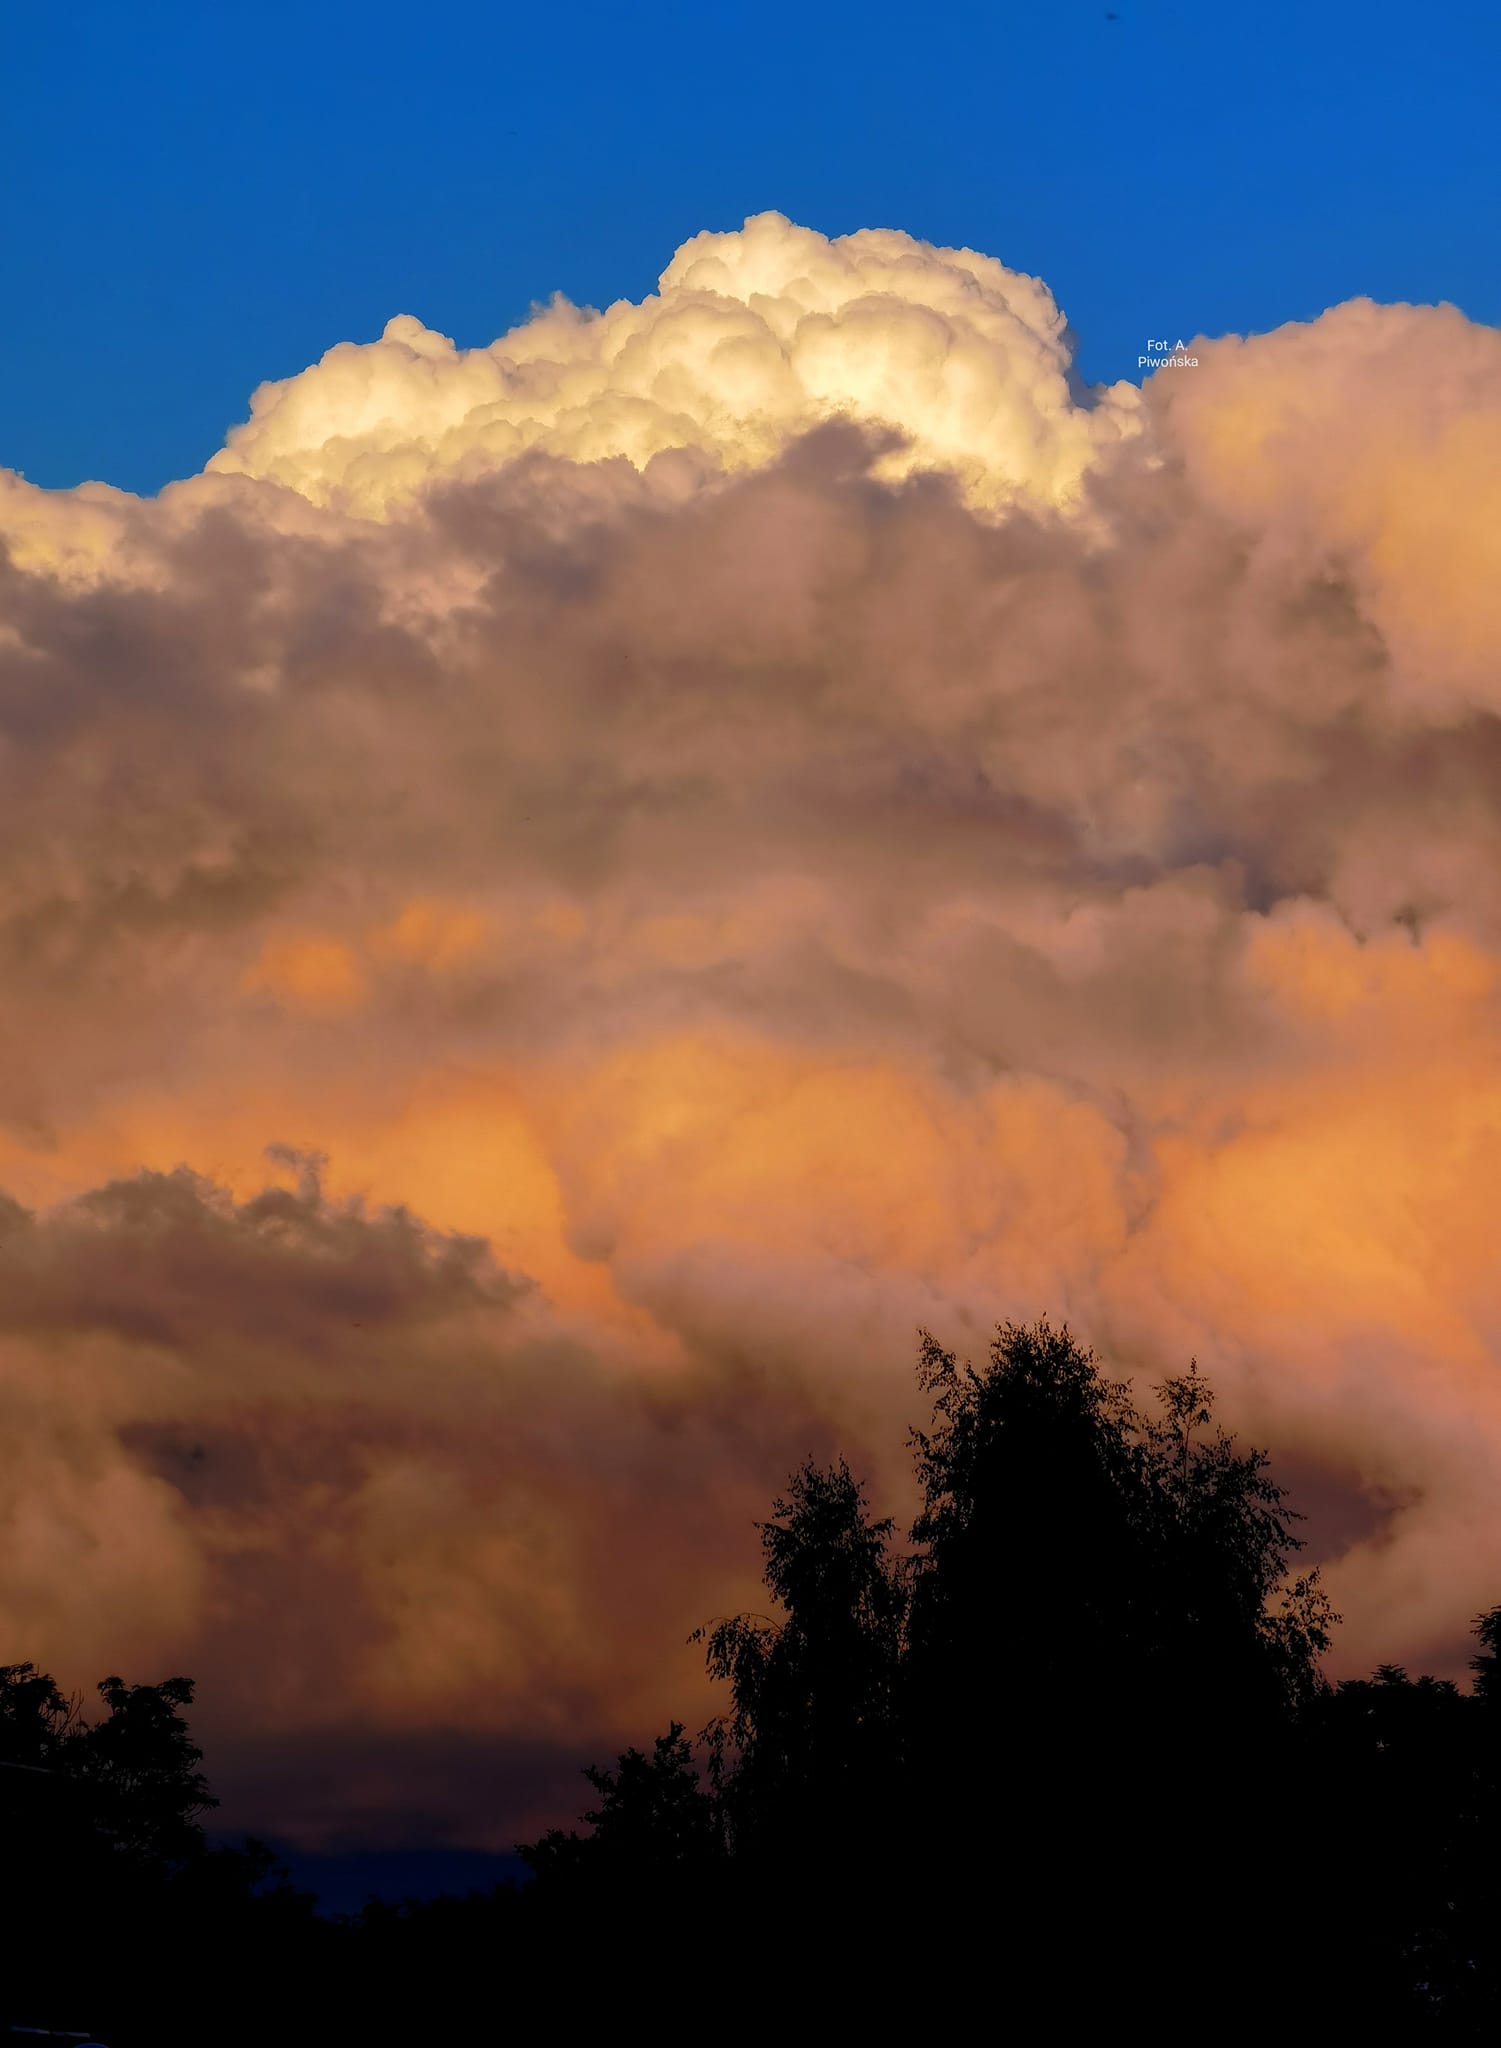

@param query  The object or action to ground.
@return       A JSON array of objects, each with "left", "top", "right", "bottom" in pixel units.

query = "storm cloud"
[{"left": 2, "top": 213, "right": 1498, "bottom": 1844}]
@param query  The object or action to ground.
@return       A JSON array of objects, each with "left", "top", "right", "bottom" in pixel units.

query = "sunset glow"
[{"left": 3, "top": 206, "right": 1500, "bottom": 1852}]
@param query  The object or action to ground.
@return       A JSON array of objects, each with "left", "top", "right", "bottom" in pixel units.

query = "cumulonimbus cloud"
[
  {"left": 201, "top": 209, "right": 1141, "bottom": 517},
  {"left": 0, "top": 212, "right": 1498, "bottom": 1846}
]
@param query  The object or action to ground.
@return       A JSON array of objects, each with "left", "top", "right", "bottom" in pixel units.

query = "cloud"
[
  {"left": 0, "top": 1154, "right": 820, "bottom": 1837},
  {"left": 202, "top": 211, "right": 1141, "bottom": 517},
  {"left": 1157, "top": 297, "right": 1501, "bottom": 716},
  {"left": 0, "top": 213, "right": 1498, "bottom": 1843}
]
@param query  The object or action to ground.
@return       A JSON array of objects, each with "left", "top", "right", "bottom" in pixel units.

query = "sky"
[
  {"left": 5, "top": 1, "right": 1500, "bottom": 497},
  {"left": 3, "top": 0, "right": 1501, "bottom": 1905}
]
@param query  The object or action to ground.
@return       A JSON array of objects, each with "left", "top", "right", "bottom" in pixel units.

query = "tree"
[
  {"left": 1471, "top": 1603, "right": 1501, "bottom": 1704},
  {"left": 901, "top": 1325, "right": 1333, "bottom": 1755},
  {"left": 1139, "top": 1361, "right": 1336, "bottom": 1725},
  {"left": 0, "top": 1663, "right": 213, "bottom": 1866},
  {"left": 1307, "top": 1657, "right": 1500, "bottom": 2026},
  {"left": 891, "top": 1322, "right": 1342, "bottom": 2005},
  {"left": 904, "top": 1320, "right": 1151, "bottom": 1712},
  {"left": 69, "top": 1673, "right": 216, "bottom": 1865},
  {"left": 692, "top": 1457, "right": 905, "bottom": 1868},
  {"left": 519, "top": 1721, "right": 721, "bottom": 1891},
  {"left": 0, "top": 1660, "right": 81, "bottom": 1766},
  {"left": 0, "top": 1664, "right": 288, "bottom": 2047}
]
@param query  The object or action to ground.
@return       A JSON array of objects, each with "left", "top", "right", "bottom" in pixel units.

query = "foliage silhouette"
[
  {"left": 0, "top": 1665, "right": 321, "bottom": 2045},
  {"left": 519, "top": 1721, "right": 722, "bottom": 1892},
  {"left": 692, "top": 1457, "right": 905, "bottom": 1865},
  {"left": 4, "top": 1320, "right": 1499, "bottom": 2038}
]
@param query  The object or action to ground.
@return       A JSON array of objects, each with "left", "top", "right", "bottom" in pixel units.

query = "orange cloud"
[
  {"left": 244, "top": 933, "right": 368, "bottom": 1015},
  {"left": 0, "top": 214, "right": 1498, "bottom": 1847},
  {"left": 370, "top": 898, "right": 492, "bottom": 972}
]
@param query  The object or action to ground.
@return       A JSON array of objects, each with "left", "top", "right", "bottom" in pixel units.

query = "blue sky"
[{"left": 4, "top": 0, "right": 1498, "bottom": 496}]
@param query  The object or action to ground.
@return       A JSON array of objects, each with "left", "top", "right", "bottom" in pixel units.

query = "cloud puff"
[
  {"left": 203, "top": 211, "right": 1141, "bottom": 517},
  {"left": 1158, "top": 298, "right": 1501, "bottom": 715},
  {"left": 0, "top": 215, "right": 1499, "bottom": 1846}
]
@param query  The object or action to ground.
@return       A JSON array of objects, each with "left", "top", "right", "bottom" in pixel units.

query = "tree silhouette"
[
  {"left": 692, "top": 1457, "right": 905, "bottom": 1870},
  {"left": 1471, "top": 1602, "right": 1501, "bottom": 1703},
  {"left": 69, "top": 1673, "right": 215, "bottom": 1864},
  {"left": 7, "top": 1318, "right": 1501, "bottom": 2034},
  {"left": 0, "top": 1663, "right": 213, "bottom": 1856},
  {"left": 902, "top": 1326, "right": 1333, "bottom": 1746},
  {"left": 0, "top": 1664, "right": 320, "bottom": 2045},
  {"left": 519, "top": 1721, "right": 721, "bottom": 1892}
]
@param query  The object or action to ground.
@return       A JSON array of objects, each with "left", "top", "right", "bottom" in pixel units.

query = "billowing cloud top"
[
  {"left": 204, "top": 211, "right": 1140, "bottom": 516},
  {"left": 1, "top": 214, "right": 1499, "bottom": 1851}
]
